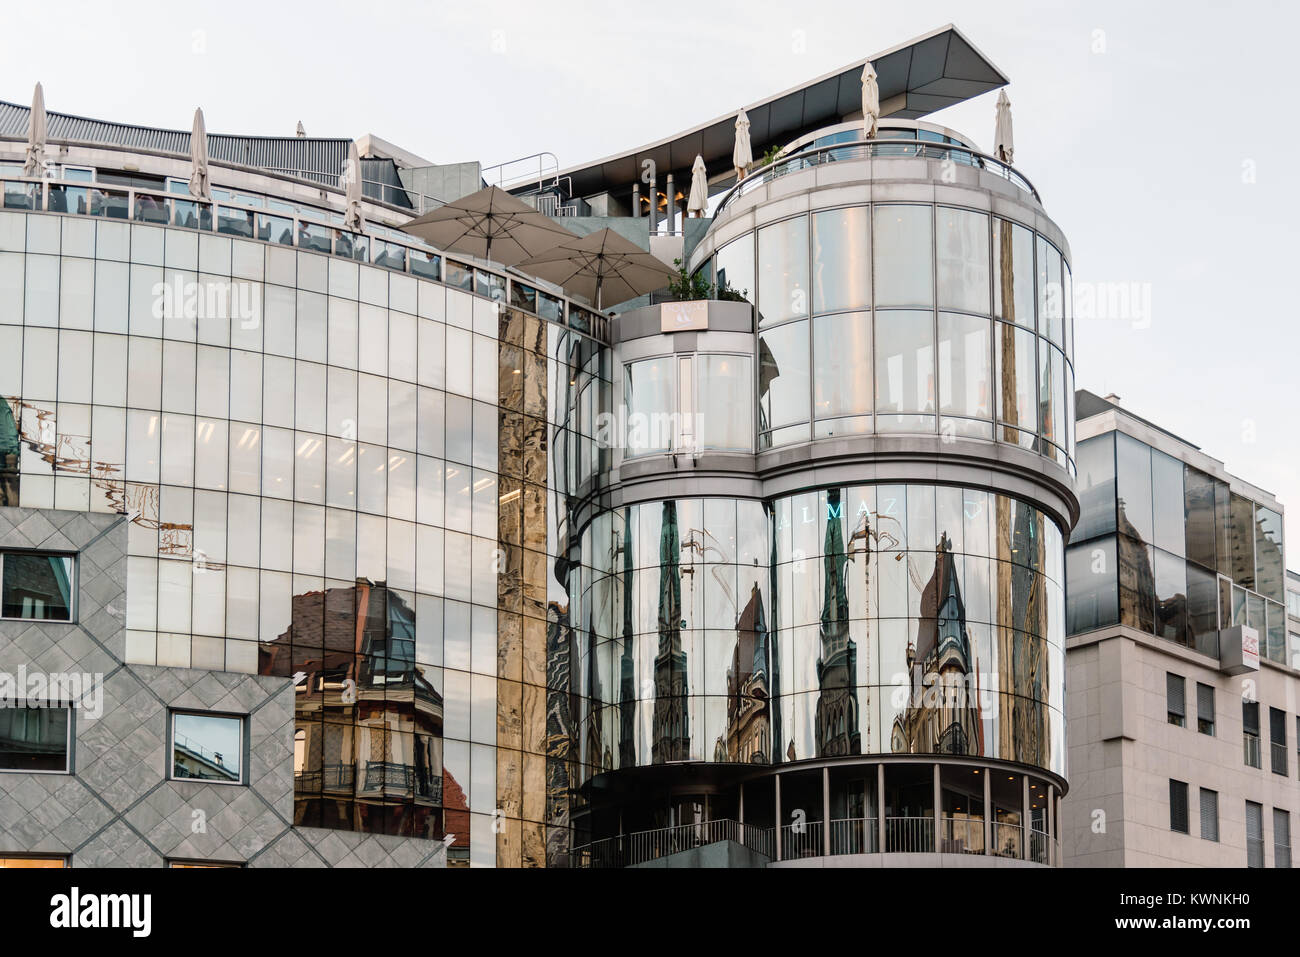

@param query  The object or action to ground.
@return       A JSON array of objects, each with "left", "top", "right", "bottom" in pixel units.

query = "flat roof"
[{"left": 543, "top": 24, "right": 1008, "bottom": 200}]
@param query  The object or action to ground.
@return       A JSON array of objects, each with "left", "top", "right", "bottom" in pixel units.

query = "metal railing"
[
  {"left": 572, "top": 818, "right": 775, "bottom": 868},
  {"left": 1244, "top": 733, "right": 1262, "bottom": 768},
  {"left": 884, "top": 815, "right": 935, "bottom": 854},
  {"left": 261, "top": 166, "right": 446, "bottom": 214},
  {"left": 714, "top": 138, "right": 1040, "bottom": 218},
  {"left": 829, "top": 817, "right": 878, "bottom": 855},
  {"left": 1271, "top": 741, "right": 1289, "bottom": 775},
  {"left": 992, "top": 821, "right": 1024, "bottom": 859},
  {"left": 0, "top": 173, "right": 610, "bottom": 345},
  {"left": 940, "top": 816, "right": 985, "bottom": 855},
  {"left": 482, "top": 151, "right": 561, "bottom": 193},
  {"left": 778, "top": 820, "right": 824, "bottom": 859}
]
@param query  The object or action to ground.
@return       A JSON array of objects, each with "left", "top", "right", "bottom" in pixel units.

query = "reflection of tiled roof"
[{"left": 442, "top": 769, "right": 470, "bottom": 848}]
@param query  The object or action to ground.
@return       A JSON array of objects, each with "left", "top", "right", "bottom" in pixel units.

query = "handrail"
[
  {"left": 0, "top": 173, "right": 610, "bottom": 345},
  {"left": 713, "top": 138, "right": 1041, "bottom": 218},
  {"left": 572, "top": 818, "right": 774, "bottom": 868},
  {"left": 482, "top": 151, "right": 561, "bottom": 193}
]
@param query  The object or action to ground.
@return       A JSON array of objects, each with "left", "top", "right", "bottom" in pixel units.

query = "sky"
[{"left": 3, "top": 0, "right": 1298, "bottom": 548}]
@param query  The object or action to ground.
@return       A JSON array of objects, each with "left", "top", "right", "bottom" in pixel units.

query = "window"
[
  {"left": 874, "top": 310, "right": 935, "bottom": 431},
  {"left": 0, "top": 706, "right": 71, "bottom": 773},
  {"left": 1246, "top": 801, "right": 1264, "bottom": 867},
  {"left": 623, "top": 357, "right": 675, "bottom": 456},
  {"left": 1166, "top": 673, "right": 1185, "bottom": 727},
  {"left": 757, "top": 319, "right": 810, "bottom": 442},
  {"left": 936, "top": 207, "right": 989, "bottom": 313},
  {"left": 1169, "top": 779, "right": 1189, "bottom": 833},
  {"left": 1196, "top": 683, "right": 1215, "bottom": 735},
  {"left": 812, "top": 312, "right": 871, "bottom": 430},
  {"left": 168, "top": 859, "right": 244, "bottom": 868},
  {"left": 1199, "top": 788, "right": 1218, "bottom": 842},
  {"left": 1270, "top": 707, "right": 1288, "bottom": 775},
  {"left": 1243, "top": 700, "right": 1261, "bottom": 768},
  {"left": 873, "top": 205, "right": 933, "bottom": 307},
  {"left": 0, "top": 855, "right": 66, "bottom": 867},
  {"left": 1274, "top": 809, "right": 1291, "bottom": 868},
  {"left": 757, "top": 216, "right": 809, "bottom": 326},
  {"left": 171, "top": 712, "right": 245, "bottom": 785},
  {"left": 696, "top": 356, "right": 752, "bottom": 451},
  {"left": 811, "top": 206, "right": 869, "bottom": 314},
  {"left": 0, "top": 551, "right": 75, "bottom": 621}
]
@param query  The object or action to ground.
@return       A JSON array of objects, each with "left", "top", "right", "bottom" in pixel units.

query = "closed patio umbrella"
[
  {"left": 397, "top": 185, "right": 575, "bottom": 268},
  {"left": 995, "top": 89, "right": 1014, "bottom": 164},
  {"left": 861, "top": 61, "right": 879, "bottom": 139},
  {"left": 687, "top": 155, "right": 709, "bottom": 217},
  {"left": 343, "top": 140, "right": 365, "bottom": 232},
  {"left": 188, "top": 107, "right": 210, "bottom": 200},
  {"left": 732, "top": 109, "right": 752, "bottom": 179},
  {"left": 23, "top": 82, "right": 47, "bottom": 178},
  {"left": 514, "top": 228, "right": 677, "bottom": 310}
]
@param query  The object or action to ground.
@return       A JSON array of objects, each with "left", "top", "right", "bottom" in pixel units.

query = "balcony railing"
[
  {"left": 884, "top": 815, "right": 935, "bottom": 854},
  {"left": 1244, "top": 734, "right": 1262, "bottom": 769},
  {"left": 714, "top": 139, "right": 1040, "bottom": 218},
  {"left": 992, "top": 821, "right": 1023, "bottom": 859},
  {"left": 940, "top": 816, "right": 985, "bottom": 855},
  {"left": 572, "top": 818, "right": 775, "bottom": 868},
  {"left": 0, "top": 174, "right": 610, "bottom": 344},
  {"left": 829, "top": 817, "right": 878, "bottom": 855},
  {"left": 1271, "top": 741, "right": 1289, "bottom": 775},
  {"left": 778, "top": 821, "right": 824, "bottom": 860}
]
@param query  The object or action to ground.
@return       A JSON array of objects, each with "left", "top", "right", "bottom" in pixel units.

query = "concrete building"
[{"left": 1062, "top": 391, "right": 1297, "bottom": 867}]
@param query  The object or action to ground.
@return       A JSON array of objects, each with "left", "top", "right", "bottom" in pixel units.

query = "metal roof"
[{"left": 541, "top": 24, "right": 1009, "bottom": 201}]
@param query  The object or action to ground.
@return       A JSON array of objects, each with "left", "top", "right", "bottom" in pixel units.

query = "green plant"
[
  {"left": 667, "top": 258, "right": 715, "bottom": 301},
  {"left": 753, "top": 144, "right": 785, "bottom": 169},
  {"left": 715, "top": 280, "right": 749, "bottom": 303}
]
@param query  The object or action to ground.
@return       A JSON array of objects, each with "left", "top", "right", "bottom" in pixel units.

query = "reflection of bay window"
[{"left": 626, "top": 353, "right": 753, "bottom": 455}]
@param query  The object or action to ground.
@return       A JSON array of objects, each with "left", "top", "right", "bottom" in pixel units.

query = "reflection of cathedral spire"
[
  {"left": 652, "top": 501, "right": 689, "bottom": 763},
  {"left": 892, "top": 534, "right": 984, "bottom": 756},
  {"left": 815, "top": 490, "right": 861, "bottom": 757}
]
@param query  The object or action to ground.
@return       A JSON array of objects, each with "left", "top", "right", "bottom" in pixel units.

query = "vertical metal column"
[
  {"left": 665, "top": 173, "right": 674, "bottom": 234},
  {"left": 774, "top": 773, "right": 782, "bottom": 862},
  {"left": 632, "top": 183, "right": 640, "bottom": 218},
  {"left": 876, "top": 763, "right": 886, "bottom": 854},
  {"left": 1022, "top": 775, "right": 1031, "bottom": 860},
  {"left": 983, "top": 769, "right": 992, "bottom": 857},
  {"left": 932, "top": 763, "right": 942, "bottom": 853},
  {"left": 823, "top": 766, "right": 831, "bottom": 856}
]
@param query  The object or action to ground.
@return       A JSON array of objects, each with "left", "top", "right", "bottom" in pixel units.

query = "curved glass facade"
[
  {"left": 702, "top": 204, "right": 1075, "bottom": 467},
  {"left": 572, "top": 483, "right": 1066, "bottom": 784}
]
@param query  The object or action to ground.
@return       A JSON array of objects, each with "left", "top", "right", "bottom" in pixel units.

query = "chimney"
[{"left": 1103, "top": 393, "right": 1121, "bottom": 405}]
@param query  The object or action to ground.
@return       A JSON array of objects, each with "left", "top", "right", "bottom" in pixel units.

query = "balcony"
[{"left": 713, "top": 138, "right": 1039, "bottom": 219}]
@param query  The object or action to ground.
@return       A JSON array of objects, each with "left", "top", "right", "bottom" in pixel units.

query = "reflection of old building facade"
[
  {"left": 892, "top": 534, "right": 985, "bottom": 757},
  {"left": 816, "top": 491, "right": 860, "bottom": 757},
  {"left": 652, "top": 502, "right": 690, "bottom": 763},
  {"left": 719, "top": 584, "right": 770, "bottom": 763}
]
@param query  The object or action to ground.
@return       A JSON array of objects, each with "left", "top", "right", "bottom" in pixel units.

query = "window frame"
[
  {"left": 1165, "top": 672, "right": 1185, "bottom": 728},
  {"left": 168, "top": 709, "right": 248, "bottom": 787},
  {"left": 0, "top": 549, "right": 78, "bottom": 623},
  {"left": 1169, "top": 779, "right": 1189, "bottom": 834},
  {"left": 0, "top": 702, "right": 73, "bottom": 775}
]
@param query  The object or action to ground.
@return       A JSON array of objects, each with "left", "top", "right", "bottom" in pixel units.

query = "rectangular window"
[
  {"left": 0, "top": 855, "right": 67, "bottom": 867},
  {"left": 1198, "top": 788, "right": 1218, "bottom": 842},
  {"left": 1243, "top": 700, "right": 1261, "bottom": 769},
  {"left": 167, "top": 859, "right": 244, "bottom": 868},
  {"left": 1169, "top": 779, "right": 1189, "bottom": 833},
  {"left": 0, "top": 706, "right": 71, "bottom": 773},
  {"left": 1270, "top": 707, "right": 1288, "bottom": 776},
  {"left": 0, "top": 551, "right": 75, "bottom": 621},
  {"left": 1274, "top": 809, "right": 1291, "bottom": 868},
  {"left": 1246, "top": 801, "right": 1264, "bottom": 867},
  {"left": 873, "top": 205, "right": 933, "bottom": 307},
  {"left": 170, "top": 711, "right": 245, "bottom": 785},
  {"left": 757, "top": 216, "right": 809, "bottom": 327},
  {"left": 1166, "top": 673, "right": 1185, "bottom": 727},
  {"left": 1196, "top": 683, "right": 1215, "bottom": 736}
]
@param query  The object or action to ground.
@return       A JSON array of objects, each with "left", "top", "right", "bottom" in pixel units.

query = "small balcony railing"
[
  {"left": 715, "top": 139, "right": 1039, "bottom": 218},
  {"left": 1244, "top": 734, "right": 1262, "bottom": 769},
  {"left": 778, "top": 821, "right": 824, "bottom": 860},
  {"left": 884, "top": 815, "right": 935, "bottom": 854},
  {"left": 572, "top": 818, "right": 775, "bottom": 868},
  {"left": 1271, "top": 741, "right": 1288, "bottom": 776},
  {"left": 829, "top": 817, "right": 878, "bottom": 855},
  {"left": 992, "top": 821, "right": 1023, "bottom": 859},
  {"left": 940, "top": 816, "right": 985, "bottom": 855}
]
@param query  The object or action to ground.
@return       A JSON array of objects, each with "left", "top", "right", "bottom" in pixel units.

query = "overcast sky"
[{"left": 4, "top": 0, "right": 1298, "bottom": 549}]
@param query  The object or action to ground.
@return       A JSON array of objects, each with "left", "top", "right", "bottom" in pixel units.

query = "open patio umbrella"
[
  {"left": 188, "top": 107, "right": 210, "bottom": 200},
  {"left": 514, "top": 228, "right": 677, "bottom": 309},
  {"left": 687, "top": 155, "right": 708, "bottom": 217},
  {"left": 995, "top": 90, "right": 1014, "bottom": 164},
  {"left": 861, "top": 61, "right": 879, "bottom": 139},
  {"left": 732, "top": 109, "right": 752, "bottom": 179},
  {"left": 397, "top": 185, "right": 575, "bottom": 268},
  {"left": 343, "top": 140, "right": 365, "bottom": 232},
  {"left": 23, "top": 83, "right": 47, "bottom": 178}
]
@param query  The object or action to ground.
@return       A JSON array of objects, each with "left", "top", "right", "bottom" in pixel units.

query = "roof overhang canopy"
[{"left": 544, "top": 24, "right": 1008, "bottom": 201}]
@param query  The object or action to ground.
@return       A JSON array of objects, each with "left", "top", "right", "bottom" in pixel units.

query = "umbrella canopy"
[
  {"left": 343, "top": 141, "right": 365, "bottom": 233},
  {"left": 514, "top": 228, "right": 677, "bottom": 310},
  {"left": 995, "top": 89, "right": 1014, "bottom": 164},
  {"left": 23, "top": 82, "right": 46, "bottom": 178},
  {"left": 687, "top": 155, "right": 709, "bottom": 217},
  {"left": 732, "top": 109, "right": 752, "bottom": 174},
  {"left": 861, "top": 61, "right": 880, "bottom": 139},
  {"left": 188, "top": 107, "right": 210, "bottom": 200},
  {"left": 397, "top": 185, "right": 575, "bottom": 268}
]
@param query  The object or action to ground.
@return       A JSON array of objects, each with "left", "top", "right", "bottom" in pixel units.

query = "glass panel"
[
  {"left": 994, "top": 322, "right": 1035, "bottom": 436},
  {"left": 1184, "top": 466, "right": 1217, "bottom": 571},
  {"left": 992, "top": 218, "right": 1034, "bottom": 328},
  {"left": 1119, "top": 535, "right": 1155, "bottom": 632},
  {"left": 697, "top": 355, "right": 752, "bottom": 451},
  {"left": 1074, "top": 434, "right": 1116, "bottom": 542},
  {"left": 1037, "top": 237, "right": 1064, "bottom": 345},
  {"left": 1154, "top": 549, "right": 1188, "bottom": 644},
  {"left": 1229, "top": 493, "right": 1256, "bottom": 590},
  {"left": 937, "top": 312, "right": 990, "bottom": 420},
  {"left": 936, "top": 207, "right": 989, "bottom": 314},
  {"left": 624, "top": 357, "right": 674, "bottom": 456},
  {"left": 172, "top": 712, "right": 243, "bottom": 783},
  {"left": 813, "top": 312, "right": 871, "bottom": 423},
  {"left": 1067, "top": 538, "right": 1118, "bottom": 634},
  {"left": 1116, "top": 433, "right": 1153, "bottom": 545},
  {"left": 812, "top": 206, "right": 869, "bottom": 314},
  {"left": 714, "top": 235, "right": 754, "bottom": 303},
  {"left": 874, "top": 310, "right": 934, "bottom": 427},
  {"left": 757, "top": 319, "right": 809, "bottom": 435},
  {"left": 758, "top": 216, "right": 808, "bottom": 326},
  {"left": 1255, "top": 505, "right": 1284, "bottom": 603},
  {"left": 1151, "top": 451, "right": 1185, "bottom": 556},
  {"left": 873, "top": 206, "right": 933, "bottom": 307},
  {"left": 1, "top": 552, "right": 74, "bottom": 620},
  {"left": 0, "top": 707, "right": 68, "bottom": 772}
]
